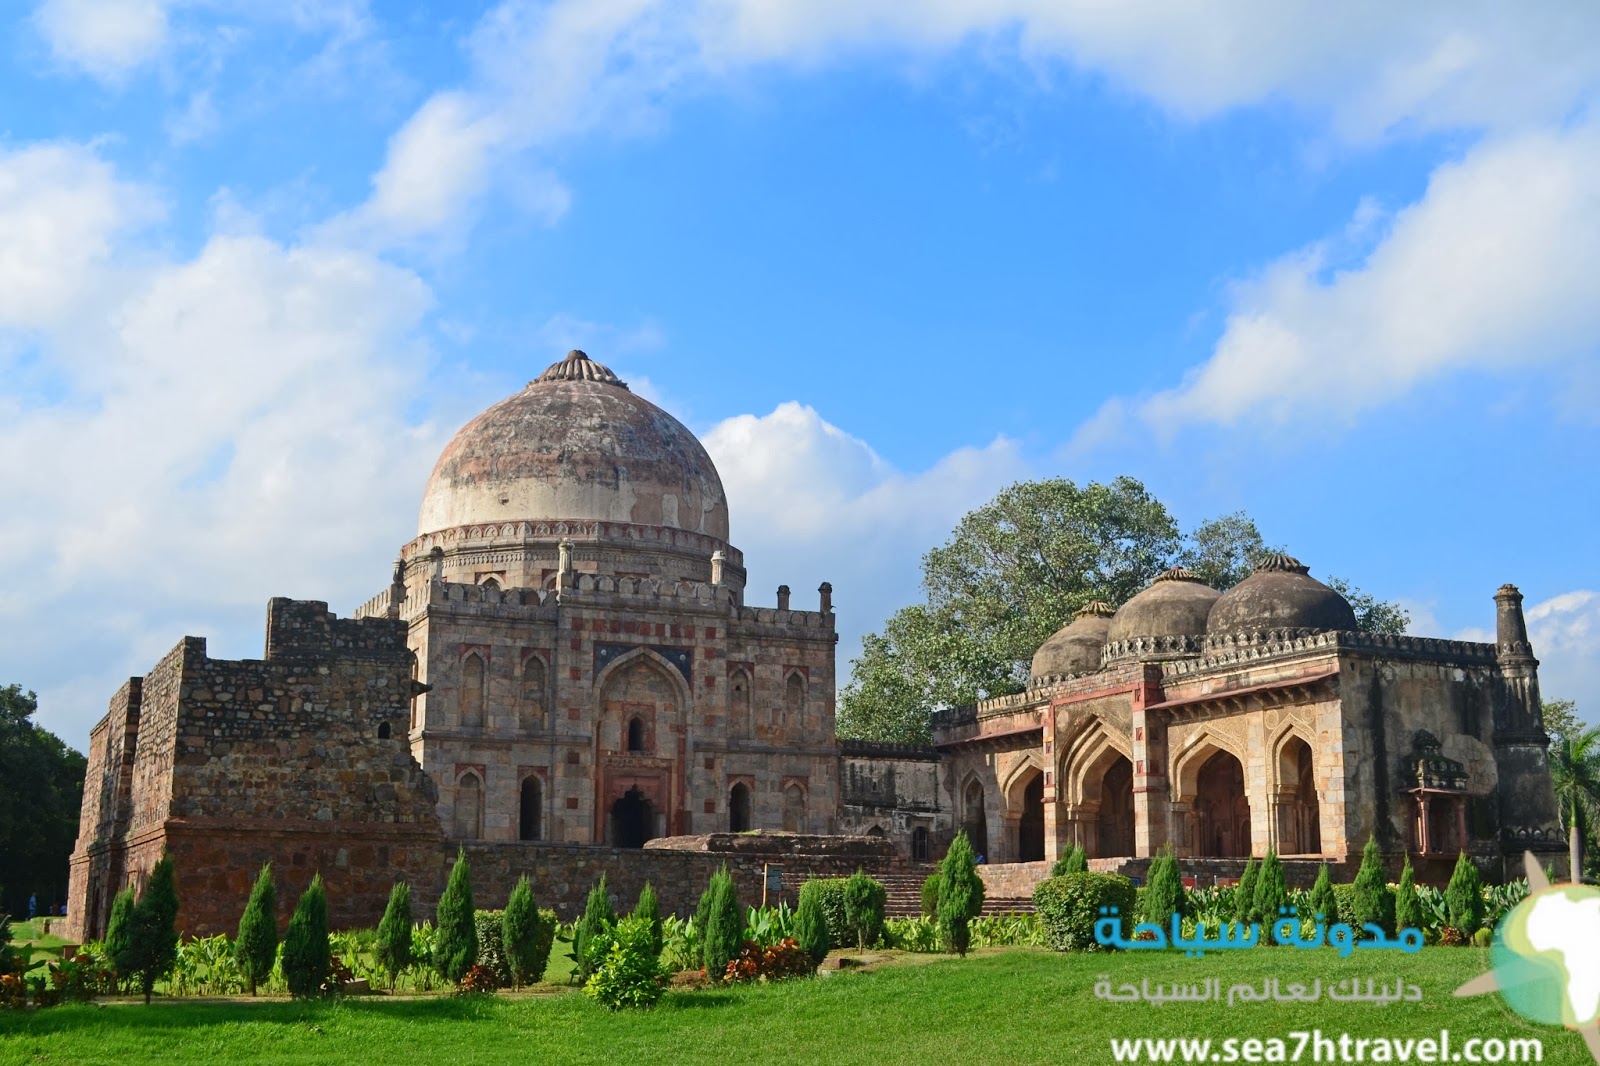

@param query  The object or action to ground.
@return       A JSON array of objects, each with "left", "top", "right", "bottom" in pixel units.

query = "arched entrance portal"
[
  {"left": 519, "top": 776, "right": 542, "bottom": 841},
  {"left": 1279, "top": 737, "right": 1321, "bottom": 855},
  {"left": 1017, "top": 773, "right": 1045, "bottom": 862},
  {"left": 610, "top": 786, "right": 656, "bottom": 848},
  {"left": 1195, "top": 750, "right": 1251, "bottom": 857},
  {"left": 1095, "top": 756, "right": 1135, "bottom": 858},
  {"left": 962, "top": 780, "right": 988, "bottom": 859},
  {"left": 729, "top": 782, "right": 752, "bottom": 832}
]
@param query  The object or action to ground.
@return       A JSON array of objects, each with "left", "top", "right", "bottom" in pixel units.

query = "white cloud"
[
  {"left": 703, "top": 402, "right": 1025, "bottom": 655},
  {"left": 350, "top": 1, "right": 1600, "bottom": 244},
  {"left": 0, "top": 150, "right": 448, "bottom": 743},
  {"left": 0, "top": 144, "right": 159, "bottom": 331},
  {"left": 33, "top": 0, "right": 170, "bottom": 82},
  {"left": 1134, "top": 125, "right": 1600, "bottom": 431}
]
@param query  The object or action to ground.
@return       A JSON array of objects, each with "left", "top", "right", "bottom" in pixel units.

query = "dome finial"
[{"left": 532, "top": 350, "right": 629, "bottom": 390}]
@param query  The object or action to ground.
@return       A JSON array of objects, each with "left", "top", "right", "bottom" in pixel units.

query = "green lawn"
[{"left": 0, "top": 948, "right": 1591, "bottom": 1066}]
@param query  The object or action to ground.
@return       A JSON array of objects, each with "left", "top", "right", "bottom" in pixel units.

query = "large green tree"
[
  {"left": 0, "top": 684, "right": 88, "bottom": 917},
  {"left": 1548, "top": 717, "right": 1600, "bottom": 883},
  {"left": 838, "top": 481, "right": 1407, "bottom": 743}
]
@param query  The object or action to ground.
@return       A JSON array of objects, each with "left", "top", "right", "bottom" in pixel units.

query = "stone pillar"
[
  {"left": 429, "top": 546, "right": 445, "bottom": 582},
  {"left": 386, "top": 557, "right": 406, "bottom": 619},
  {"left": 1490, "top": 583, "right": 1562, "bottom": 840},
  {"left": 818, "top": 582, "right": 833, "bottom": 614},
  {"left": 776, "top": 584, "right": 791, "bottom": 610},
  {"left": 710, "top": 550, "right": 725, "bottom": 587},
  {"left": 556, "top": 538, "right": 573, "bottom": 594},
  {"left": 1131, "top": 675, "right": 1169, "bottom": 857}
]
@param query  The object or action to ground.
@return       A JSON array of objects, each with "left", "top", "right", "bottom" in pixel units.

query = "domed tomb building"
[
  {"left": 363, "top": 351, "right": 840, "bottom": 847},
  {"left": 921, "top": 553, "right": 1564, "bottom": 881}
]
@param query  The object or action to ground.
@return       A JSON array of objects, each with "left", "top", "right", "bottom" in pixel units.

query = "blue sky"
[{"left": 3, "top": 1, "right": 1598, "bottom": 748}]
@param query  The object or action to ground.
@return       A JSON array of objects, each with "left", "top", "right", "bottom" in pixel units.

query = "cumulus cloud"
[
  {"left": 0, "top": 145, "right": 448, "bottom": 744},
  {"left": 33, "top": 0, "right": 170, "bottom": 82},
  {"left": 1137, "top": 125, "right": 1600, "bottom": 430},
  {"left": 0, "top": 144, "right": 160, "bottom": 330},
  {"left": 703, "top": 402, "right": 1025, "bottom": 652},
  {"left": 347, "top": 0, "right": 1600, "bottom": 245}
]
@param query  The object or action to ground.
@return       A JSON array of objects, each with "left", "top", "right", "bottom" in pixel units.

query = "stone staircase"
[{"left": 876, "top": 868, "right": 1036, "bottom": 917}]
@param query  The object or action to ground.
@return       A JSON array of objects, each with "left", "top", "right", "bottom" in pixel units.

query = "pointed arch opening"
[
  {"left": 460, "top": 651, "right": 485, "bottom": 729},
  {"left": 729, "top": 782, "right": 752, "bottom": 832},
  {"left": 728, "top": 667, "right": 751, "bottom": 740},
  {"left": 519, "top": 775, "right": 542, "bottom": 841},
  {"left": 1277, "top": 735, "right": 1321, "bottom": 855},
  {"left": 453, "top": 771, "right": 483, "bottom": 839},
  {"left": 961, "top": 778, "right": 988, "bottom": 859},
  {"left": 784, "top": 672, "right": 805, "bottom": 731},
  {"left": 782, "top": 782, "right": 806, "bottom": 832},
  {"left": 626, "top": 716, "right": 646, "bottom": 752},
  {"left": 610, "top": 785, "right": 655, "bottom": 848},
  {"left": 1193, "top": 749, "right": 1251, "bottom": 858},
  {"left": 911, "top": 826, "right": 930, "bottom": 861},
  {"left": 521, "top": 654, "right": 546, "bottom": 726}
]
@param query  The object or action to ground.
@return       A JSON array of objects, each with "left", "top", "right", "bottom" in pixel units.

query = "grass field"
[{"left": 1, "top": 948, "right": 1592, "bottom": 1066}]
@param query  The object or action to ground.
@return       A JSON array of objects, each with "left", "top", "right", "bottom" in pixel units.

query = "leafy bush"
[
  {"left": 118, "top": 855, "right": 180, "bottom": 1004},
  {"left": 1308, "top": 865, "right": 1337, "bottom": 922},
  {"left": 920, "top": 874, "right": 942, "bottom": 917},
  {"left": 376, "top": 882, "right": 413, "bottom": 989},
  {"left": 46, "top": 952, "right": 115, "bottom": 1002},
  {"left": 702, "top": 866, "right": 742, "bottom": 982},
  {"left": 843, "top": 870, "right": 887, "bottom": 949},
  {"left": 1233, "top": 857, "right": 1258, "bottom": 924},
  {"left": 236, "top": 865, "right": 277, "bottom": 996},
  {"left": 1483, "top": 880, "right": 1529, "bottom": 929},
  {"left": 584, "top": 916, "right": 668, "bottom": 1010},
  {"left": 104, "top": 889, "right": 135, "bottom": 987},
  {"left": 1394, "top": 855, "right": 1423, "bottom": 935},
  {"left": 474, "top": 910, "right": 511, "bottom": 987},
  {"left": 1472, "top": 926, "right": 1493, "bottom": 948},
  {"left": 1445, "top": 852, "right": 1485, "bottom": 936},
  {"left": 792, "top": 884, "right": 830, "bottom": 965},
  {"left": 661, "top": 914, "right": 701, "bottom": 973},
  {"left": 1438, "top": 925, "right": 1465, "bottom": 947},
  {"left": 171, "top": 933, "right": 243, "bottom": 996},
  {"left": 799, "top": 878, "right": 851, "bottom": 948},
  {"left": 1330, "top": 883, "right": 1357, "bottom": 927},
  {"left": 1034, "top": 873, "right": 1135, "bottom": 952},
  {"left": 1253, "top": 850, "right": 1288, "bottom": 935},
  {"left": 456, "top": 963, "right": 498, "bottom": 995},
  {"left": 938, "top": 830, "right": 985, "bottom": 956},
  {"left": 883, "top": 915, "right": 941, "bottom": 952},
  {"left": 435, "top": 849, "right": 478, "bottom": 983},
  {"left": 1188, "top": 885, "right": 1236, "bottom": 928},
  {"left": 971, "top": 913, "right": 1041, "bottom": 948},
  {"left": 280, "top": 875, "right": 330, "bottom": 999},
  {"left": 573, "top": 876, "right": 615, "bottom": 984},
  {"left": 633, "top": 882, "right": 664, "bottom": 959},
  {"left": 724, "top": 938, "right": 814, "bottom": 983},
  {"left": 742, "top": 902, "right": 794, "bottom": 948},
  {"left": 1352, "top": 836, "right": 1394, "bottom": 937},
  {"left": 1141, "top": 848, "right": 1187, "bottom": 925}
]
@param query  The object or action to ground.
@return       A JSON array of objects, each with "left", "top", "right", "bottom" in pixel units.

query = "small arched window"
[
  {"left": 782, "top": 782, "right": 805, "bottom": 832},
  {"left": 454, "top": 772, "right": 483, "bottom": 839},
  {"left": 480, "top": 576, "right": 500, "bottom": 591},
  {"left": 377, "top": 721, "right": 391, "bottom": 739},
  {"left": 729, "top": 782, "right": 752, "bottom": 832},
  {"left": 461, "top": 652, "right": 485, "bottom": 729},
  {"left": 627, "top": 717, "right": 645, "bottom": 752},
  {"left": 911, "top": 826, "right": 930, "bottom": 861}
]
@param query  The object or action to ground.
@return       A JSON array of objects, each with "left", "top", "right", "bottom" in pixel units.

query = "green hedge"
[
  {"left": 1033, "top": 872, "right": 1135, "bottom": 952},
  {"left": 801, "top": 876, "right": 886, "bottom": 949}
]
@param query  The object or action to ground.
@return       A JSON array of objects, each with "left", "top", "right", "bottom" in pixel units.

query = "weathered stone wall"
[
  {"left": 838, "top": 741, "right": 951, "bottom": 859},
  {"left": 65, "top": 599, "right": 445, "bottom": 941}
]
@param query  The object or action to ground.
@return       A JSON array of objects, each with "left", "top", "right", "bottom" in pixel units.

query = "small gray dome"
[
  {"left": 1206, "top": 553, "right": 1356, "bottom": 640},
  {"left": 1031, "top": 601, "right": 1115, "bottom": 681},
  {"left": 1104, "top": 567, "right": 1220, "bottom": 663}
]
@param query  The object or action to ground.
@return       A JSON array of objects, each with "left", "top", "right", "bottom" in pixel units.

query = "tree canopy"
[
  {"left": 837, "top": 478, "right": 1409, "bottom": 744},
  {"left": 0, "top": 684, "right": 87, "bottom": 916}
]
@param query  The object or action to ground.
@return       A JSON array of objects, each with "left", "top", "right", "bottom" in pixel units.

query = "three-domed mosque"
[{"left": 65, "top": 350, "right": 1565, "bottom": 939}]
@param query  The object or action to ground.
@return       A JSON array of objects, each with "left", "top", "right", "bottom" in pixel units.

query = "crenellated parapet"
[
  {"left": 1102, "top": 633, "right": 1205, "bottom": 667},
  {"left": 265, "top": 598, "right": 410, "bottom": 663},
  {"left": 1161, "top": 628, "right": 1500, "bottom": 678}
]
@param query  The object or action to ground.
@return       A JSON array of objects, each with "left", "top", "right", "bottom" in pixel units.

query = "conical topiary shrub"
[
  {"left": 376, "top": 881, "right": 413, "bottom": 989},
  {"left": 1253, "top": 849, "right": 1288, "bottom": 935},
  {"left": 281, "top": 874, "right": 330, "bottom": 999},
  {"left": 236, "top": 864, "right": 278, "bottom": 996},
  {"left": 434, "top": 849, "right": 478, "bottom": 982},
  {"left": 1308, "top": 864, "right": 1337, "bottom": 924},
  {"left": 1394, "top": 855, "right": 1423, "bottom": 936},
  {"left": 1233, "top": 856, "right": 1258, "bottom": 925},
  {"left": 572, "top": 875, "right": 615, "bottom": 984},
  {"left": 1444, "top": 851, "right": 1484, "bottom": 937},
  {"left": 1351, "top": 835, "right": 1395, "bottom": 937},
  {"left": 938, "top": 829, "right": 985, "bottom": 957}
]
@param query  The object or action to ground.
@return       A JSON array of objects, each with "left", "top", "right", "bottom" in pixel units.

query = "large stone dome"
[
  {"left": 1206, "top": 553, "right": 1356, "bottom": 640},
  {"left": 1104, "top": 567, "right": 1221, "bottom": 664},
  {"left": 1031, "top": 601, "right": 1115, "bottom": 681},
  {"left": 417, "top": 351, "right": 730, "bottom": 541}
]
